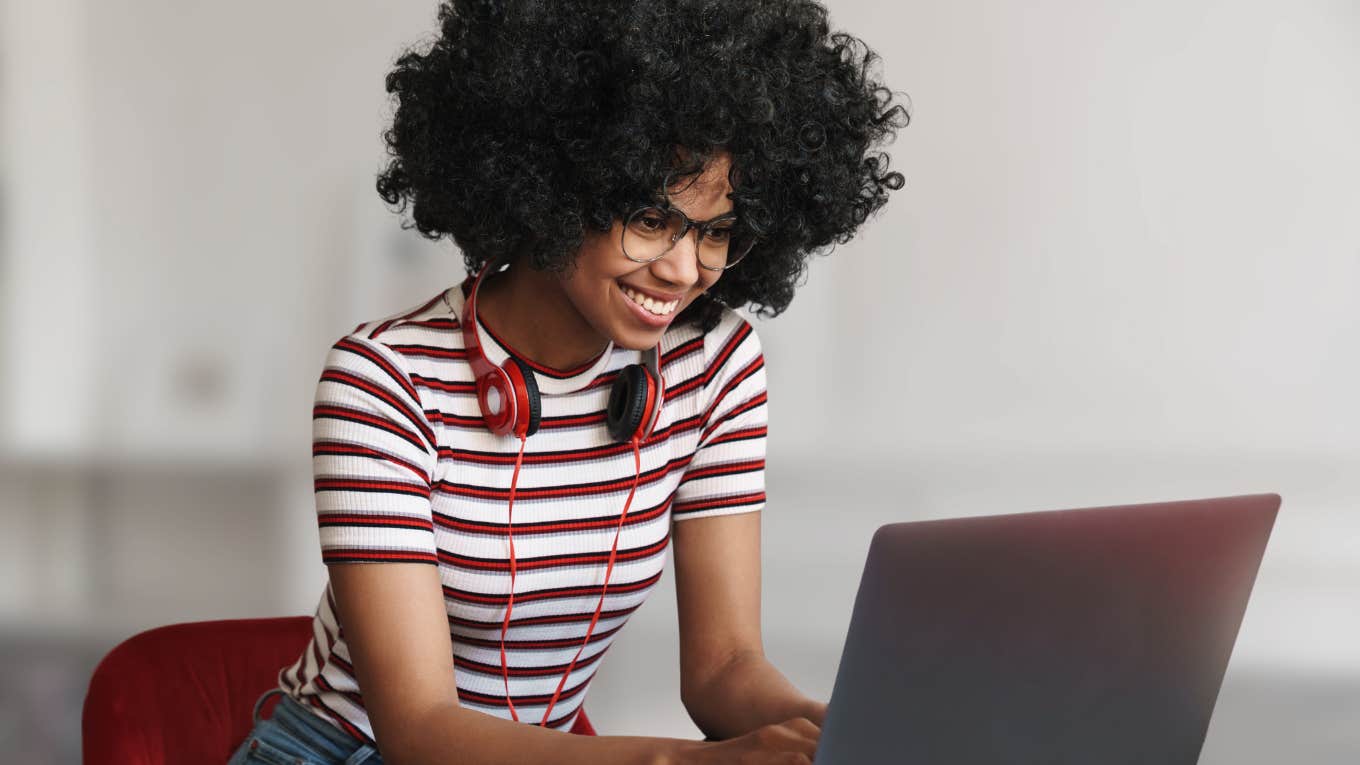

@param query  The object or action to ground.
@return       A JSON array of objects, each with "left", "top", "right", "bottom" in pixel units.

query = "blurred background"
[{"left": 2, "top": 0, "right": 1356, "bottom": 762}]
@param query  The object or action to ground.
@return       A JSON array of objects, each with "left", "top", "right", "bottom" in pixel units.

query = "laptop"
[{"left": 813, "top": 493, "right": 1280, "bottom": 765}]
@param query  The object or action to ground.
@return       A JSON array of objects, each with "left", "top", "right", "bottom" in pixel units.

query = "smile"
[{"left": 618, "top": 283, "right": 679, "bottom": 316}]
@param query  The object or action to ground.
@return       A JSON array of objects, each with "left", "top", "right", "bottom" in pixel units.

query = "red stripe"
[
  {"left": 368, "top": 294, "right": 448, "bottom": 341},
  {"left": 662, "top": 336, "right": 704, "bottom": 365},
  {"left": 441, "top": 440, "right": 640, "bottom": 466},
  {"left": 303, "top": 693, "right": 372, "bottom": 745},
  {"left": 701, "top": 391, "right": 768, "bottom": 443},
  {"left": 706, "top": 425, "right": 767, "bottom": 447},
  {"left": 697, "top": 354, "right": 765, "bottom": 432},
  {"left": 320, "top": 364, "right": 434, "bottom": 442},
  {"left": 397, "top": 294, "right": 449, "bottom": 323},
  {"left": 442, "top": 571, "right": 663, "bottom": 607},
  {"left": 321, "top": 549, "right": 438, "bottom": 564},
  {"left": 680, "top": 458, "right": 765, "bottom": 483},
  {"left": 428, "top": 409, "right": 607, "bottom": 430},
  {"left": 316, "top": 657, "right": 368, "bottom": 707},
  {"left": 313, "top": 441, "right": 431, "bottom": 483},
  {"left": 453, "top": 648, "right": 607, "bottom": 678},
  {"left": 454, "top": 622, "right": 625, "bottom": 650},
  {"left": 314, "top": 477, "right": 431, "bottom": 497},
  {"left": 438, "top": 536, "right": 669, "bottom": 573},
  {"left": 314, "top": 478, "right": 431, "bottom": 498},
  {"left": 412, "top": 375, "right": 478, "bottom": 395},
  {"left": 672, "top": 491, "right": 766, "bottom": 515},
  {"left": 389, "top": 344, "right": 470, "bottom": 361},
  {"left": 457, "top": 673, "right": 592, "bottom": 706},
  {"left": 435, "top": 455, "right": 693, "bottom": 502},
  {"left": 334, "top": 337, "right": 423, "bottom": 410},
  {"left": 431, "top": 408, "right": 709, "bottom": 469},
  {"left": 398, "top": 317, "right": 460, "bottom": 331},
  {"left": 664, "top": 321, "right": 752, "bottom": 400},
  {"left": 367, "top": 319, "right": 396, "bottom": 339},
  {"left": 319, "top": 512, "right": 434, "bottom": 531},
  {"left": 313, "top": 402, "right": 432, "bottom": 455},
  {"left": 449, "top": 603, "right": 640, "bottom": 630},
  {"left": 433, "top": 495, "right": 672, "bottom": 536}
]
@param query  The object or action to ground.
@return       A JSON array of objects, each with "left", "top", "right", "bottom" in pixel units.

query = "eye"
[
  {"left": 628, "top": 207, "right": 670, "bottom": 235},
  {"left": 705, "top": 226, "right": 735, "bottom": 242}
]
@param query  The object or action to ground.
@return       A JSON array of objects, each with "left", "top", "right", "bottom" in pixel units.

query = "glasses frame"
[{"left": 619, "top": 203, "right": 756, "bottom": 272}]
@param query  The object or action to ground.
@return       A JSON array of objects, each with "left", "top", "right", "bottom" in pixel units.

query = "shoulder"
[
  {"left": 348, "top": 287, "right": 459, "bottom": 347},
  {"left": 696, "top": 303, "right": 763, "bottom": 373},
  {"left": 314, "top": 288, "right": 461, "bottom": 408},
  {"left": 660, "top": 302, "right": 765, "bottom": 401},
  {"left": 326, "top": 287, "right": 460, "bottom": 363}
]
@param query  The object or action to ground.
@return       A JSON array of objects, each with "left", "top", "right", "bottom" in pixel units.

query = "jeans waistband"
[{"left": 255, "top": 688, "right": 369, "bottom": 759}]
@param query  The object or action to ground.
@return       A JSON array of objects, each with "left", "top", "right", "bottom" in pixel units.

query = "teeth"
[{"left": 621, "top": 285, "right": 678, "bottom": 316}]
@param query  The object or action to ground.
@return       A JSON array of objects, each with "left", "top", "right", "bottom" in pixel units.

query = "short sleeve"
[
  {"left": 311, "top": 333, "right": 440, "bottom": 564},
  {"left": 672, "top": 315, "right": 768, "bottom": 522}
]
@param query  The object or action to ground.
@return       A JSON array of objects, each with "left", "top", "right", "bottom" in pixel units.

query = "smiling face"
[{"left": 557, "top": 151, "right": 734, "bottom": 350}]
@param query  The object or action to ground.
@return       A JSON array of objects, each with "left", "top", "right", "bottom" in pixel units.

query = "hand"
[{"left": 663, "top": 716, "right": 821, "bottom": 765}]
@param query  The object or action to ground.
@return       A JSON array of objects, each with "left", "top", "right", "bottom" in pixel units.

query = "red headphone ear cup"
[
  {"left": 606, "top": 364, "right": 653, "bottom": 442},
  {"left": 476, "top": 365, "right": 516, "bottom": 436},
  {"left": 503, "top": 357, "right": 541, "bottom": 437}
]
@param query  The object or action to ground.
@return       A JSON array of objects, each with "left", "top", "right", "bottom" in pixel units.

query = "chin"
[{"left": 610, "top": 326, "right": 668, "bottom": 351}]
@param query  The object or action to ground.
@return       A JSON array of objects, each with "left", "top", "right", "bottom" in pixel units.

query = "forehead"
[{"left": 660, "top": 153, "right": 734, "bottom": 216}]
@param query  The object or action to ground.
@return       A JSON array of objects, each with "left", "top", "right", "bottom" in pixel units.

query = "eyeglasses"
[{"left": 620, "top": 204, "right": 757, "bottom": 272}]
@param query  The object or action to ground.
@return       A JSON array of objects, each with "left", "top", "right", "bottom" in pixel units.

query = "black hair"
[{"left": 376, "top": 0, "right": 909, "bottom": 332}]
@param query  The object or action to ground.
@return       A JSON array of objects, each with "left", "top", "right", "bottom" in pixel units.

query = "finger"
[
  {"left": 784, "top": 716, "right": 821, "bottom": 739},
  {"left": 757, "top": 722, "right": 814, "bottom": 754},
  {"left": 770, "top": 720, "right": 819, "bottom": 758}
]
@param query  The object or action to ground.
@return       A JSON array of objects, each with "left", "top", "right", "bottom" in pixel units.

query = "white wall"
[
  {"left": 765, "top": 0, "right": 1360, "bottom": 460},
  {"left": 1, "top": 0, "right": 99, "bottom": 453}
]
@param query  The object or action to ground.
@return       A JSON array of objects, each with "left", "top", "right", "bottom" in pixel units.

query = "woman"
[{"left": 229, "top": 0, "right": 906, "bottom": 763}]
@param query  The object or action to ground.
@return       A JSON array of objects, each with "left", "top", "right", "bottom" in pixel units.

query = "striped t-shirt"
[{"left": 276, "top": 275, "right": 769, "bottom": 743}]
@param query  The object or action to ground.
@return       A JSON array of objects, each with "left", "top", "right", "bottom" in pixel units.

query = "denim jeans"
[{"left": 227, "top": 688, "right": 382, "bottom": 765}]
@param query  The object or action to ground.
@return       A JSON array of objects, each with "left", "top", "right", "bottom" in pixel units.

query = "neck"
[{"left": 475, "top": 262, "right": 610, "bottom": 372}]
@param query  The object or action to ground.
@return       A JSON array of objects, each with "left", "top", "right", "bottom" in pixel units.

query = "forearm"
[
  {"left": 684, "top": 651, "right": 825, "bottom": 741},
  {"left": 390, "top": 701, "right": 700, "bottom": 765}
]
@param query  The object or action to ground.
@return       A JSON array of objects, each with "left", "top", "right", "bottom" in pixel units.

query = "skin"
[
  {"left": 328, "top": 150, "right": 827, "bottom": 765},
  {"left": 474, "top": 153, "right": 730, "bottom": 367}
]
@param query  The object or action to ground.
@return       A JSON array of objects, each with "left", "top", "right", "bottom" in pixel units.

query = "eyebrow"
[{"left": 650, "top": 200, "right": 739, "bottom": 225}]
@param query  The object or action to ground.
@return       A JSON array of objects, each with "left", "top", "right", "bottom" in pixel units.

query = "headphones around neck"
[
  {"left": 458, "top": 256, "right": 666, "bottom": 727},
  {"left": 461, "top": 258, "right": 665, "bottom": 444}
]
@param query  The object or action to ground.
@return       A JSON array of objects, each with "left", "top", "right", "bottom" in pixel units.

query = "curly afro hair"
[{"left": 376, "top": 0, "right": 910, "bottom": 333}]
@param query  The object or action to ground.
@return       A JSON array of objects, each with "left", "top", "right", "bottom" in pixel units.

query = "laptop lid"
[{"left": 813, "top": 493, "right": 1280, "bottom": 765}]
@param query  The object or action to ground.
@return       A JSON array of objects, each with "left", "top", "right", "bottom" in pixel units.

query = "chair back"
[{"left": 83, "top": 617, "right": 594, "bottom": 764}]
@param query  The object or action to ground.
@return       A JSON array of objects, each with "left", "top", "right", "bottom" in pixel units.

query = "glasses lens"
[
  {"left": 623, "top": 207, "right": 682, "bottom": 262},
  {"left": 697, "top": 222, "right": 756, "bottom": 271}
]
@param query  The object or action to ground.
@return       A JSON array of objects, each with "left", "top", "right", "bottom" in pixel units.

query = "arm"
[
  {"left": 668, "top": 315, "right": 824, "bottom": 740},
  {"left": 672, "top": 511, "right": 827, "bottom": 742},
  {"left": 329, "top": 561, "right": 695, "bottom": 765}
]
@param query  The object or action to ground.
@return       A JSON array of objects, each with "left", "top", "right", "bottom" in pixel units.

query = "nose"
[{"left": 651, "top": 227, "right": 702, "bottom": 288}]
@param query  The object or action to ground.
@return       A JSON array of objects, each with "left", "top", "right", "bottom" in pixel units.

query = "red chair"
[{"left": 83, "top": 617, "right": 596, "bottom": 764}]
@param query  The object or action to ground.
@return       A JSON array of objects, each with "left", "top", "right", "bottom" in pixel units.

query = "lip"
[{"left": 616, "top": 281, "right": 680, "bottom": 329}]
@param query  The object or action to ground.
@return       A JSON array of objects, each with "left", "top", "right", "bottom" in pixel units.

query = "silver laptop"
[{"left": 814, "top": 493, "right": 1280, "bottom": 764}]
